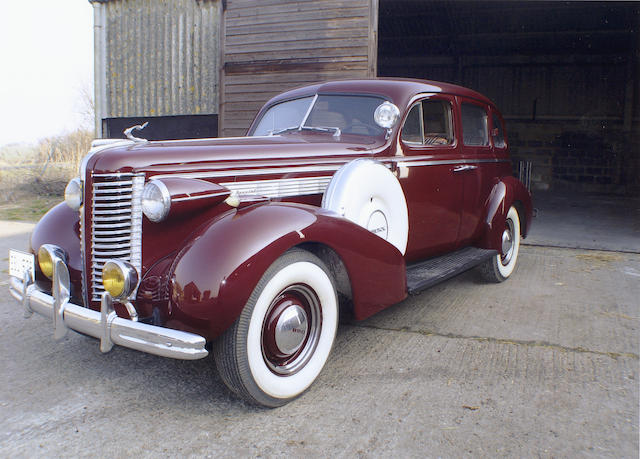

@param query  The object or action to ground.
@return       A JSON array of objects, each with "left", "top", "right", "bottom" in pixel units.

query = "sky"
[{"left": 0, "top": 0, "right": 94, "bottom": 147}]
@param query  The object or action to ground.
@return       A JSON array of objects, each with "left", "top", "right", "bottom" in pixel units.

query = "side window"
[
  {"left": 402, "top": 99, "right": 453, "bottom": 145},
  {"left": 401, "top": 103, "right": 423, "bottom": 143},
  {"left": 422, "top": 100, "right": 453, "bottom": 145},
  {"left": 461, "top": 103, "right": 489, "bottom": 146},
  {"left": 492, "top": 114, "right": 506, "bottom": 148}
]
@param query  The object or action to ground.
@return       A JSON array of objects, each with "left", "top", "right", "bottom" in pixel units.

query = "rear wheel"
[
  {"left": 213, "top": 249, "right": 338, "bottom": 407},
  {"left": 479, "top": 206, "right": 521, "bottom": 282}
]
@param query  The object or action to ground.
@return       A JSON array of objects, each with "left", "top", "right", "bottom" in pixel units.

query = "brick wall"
[{"left": 508, "top": 120, "right": 637, "bottom": 195}]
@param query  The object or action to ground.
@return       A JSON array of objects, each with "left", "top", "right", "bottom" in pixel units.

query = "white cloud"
[{"left": 0, "top": 0, "right": 94, "bottom": 146}]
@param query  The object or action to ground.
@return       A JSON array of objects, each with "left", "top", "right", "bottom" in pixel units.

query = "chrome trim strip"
[
  {"left": 93, "top": 235, "right": 132, "bottom": 243},
  {"left": 93, "top": 181, "right": 136, "bottom": 188},
  {"left": 93, "top": 229, "right": 132, "bottom": 236},
  {"left": 219, "top": 176, "right": 332, "bottom": 201},
  {"left": 91, "top": 215, "right": 134, "bottom": 222},
  {"left": 9, "top": 275, "right": 208, "bottom": 360},
  {"left": 146, "top": 156, "right": 359, "bottom": 174},
  {"left": 151, "top": 157, "right": 509, "bottom": 181},
  {"left": 172, "top": 192, "right": 230, "bottom": 202},
  {"left": 393, "top": 158, "right": 510, "bottom": 168},
  {"left": 153, "top": 164, "right": 343, "bottom": 181},
  {"left": 79, "top": 204, "right": 88, "bottom": 305},
  {"left": 91, "top": 242, "right": 132, "bottom": 249}
]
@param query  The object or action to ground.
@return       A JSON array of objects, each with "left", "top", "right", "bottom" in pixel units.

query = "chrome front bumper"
[{"left": 8, "top": 258, "right": 208, "bottom": 360}]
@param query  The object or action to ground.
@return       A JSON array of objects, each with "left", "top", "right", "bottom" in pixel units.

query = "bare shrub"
[
  {"left": 1, "top": 128, "right": 95, "bottom": 205},
  {"left": 37, "top": 128, "right": 94, "bottom": 168}
]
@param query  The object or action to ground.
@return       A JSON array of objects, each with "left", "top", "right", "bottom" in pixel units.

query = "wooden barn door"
[{"left": 220, "top": 0, "right": 378, "bottom": 137}]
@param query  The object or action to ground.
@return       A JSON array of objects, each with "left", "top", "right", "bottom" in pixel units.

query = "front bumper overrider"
[{"left": 8, "top": 257, "right": 208, "bottom": 360}]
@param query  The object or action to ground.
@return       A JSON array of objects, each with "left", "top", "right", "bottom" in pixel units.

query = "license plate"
[{"left": 9, "top": 249, "right": 35, "bottom": 280}]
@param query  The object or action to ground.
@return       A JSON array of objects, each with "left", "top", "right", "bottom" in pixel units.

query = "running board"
[{"left": 406, "top": 247, "right": 498, "bottom": 295}]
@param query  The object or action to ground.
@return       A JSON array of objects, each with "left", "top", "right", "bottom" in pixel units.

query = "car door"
[
  {"left": 397, "top": 94, "right": 464, "bottom": 261},
  {"left": 456, "top": 97, "right": 495, "bottom": 245}
]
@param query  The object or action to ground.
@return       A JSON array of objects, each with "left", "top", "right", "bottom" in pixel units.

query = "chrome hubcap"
[
  {"left": 501, "top": 219, "right": 515, "bottom": 265},
  {"left": 274, "top": 305, "right": 308, "bottom": 355},
  {"left": 262, "top": 284, "right": 321, "bottom": 375}
]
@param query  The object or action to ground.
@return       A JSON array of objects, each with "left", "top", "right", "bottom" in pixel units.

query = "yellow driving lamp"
[
  {"left": 102, "top": 260, "right": 139, "bottom": 300},
  {"left": 37, "top": 244, "right": 66, "bottom": 280}
]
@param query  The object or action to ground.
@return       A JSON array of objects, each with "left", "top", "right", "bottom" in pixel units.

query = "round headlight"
[
  {"left": 374, "top": 101, "right": 400, "bottom": 129},
  {"left": 38, "top": 244, "right": 66, "bottom": 280},
  {"left": 64, "top": 177, "right": 83, "bottom": 210},
  {"left": 142, "top": 180, "right": 170, "bottom": 222},
  {"left": 102, "top": 260, "right": 138, "bottom": 299}
]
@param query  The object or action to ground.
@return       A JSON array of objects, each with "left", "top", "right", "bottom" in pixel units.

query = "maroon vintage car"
[{"left": 9, "top": 79, "right": 532, "bottom": 407}]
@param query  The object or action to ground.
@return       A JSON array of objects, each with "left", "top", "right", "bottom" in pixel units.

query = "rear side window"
[
  {"left": 401, "top": 99, "right": 453, "bottom": 145},
  {"left": 461, "top": 103, "right": 489, "bottom": 146}
]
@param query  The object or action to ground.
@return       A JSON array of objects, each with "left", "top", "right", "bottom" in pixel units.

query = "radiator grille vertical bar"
[{"left": 89, "top": 173, "right": 144, "bottom": 302}]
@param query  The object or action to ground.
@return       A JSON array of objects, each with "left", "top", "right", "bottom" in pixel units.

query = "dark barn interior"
[{"left": 377, "top": 1, "right": 639, "bottom": 196}]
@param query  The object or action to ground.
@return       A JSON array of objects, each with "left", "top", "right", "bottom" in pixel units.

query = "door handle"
[{"left": 453, "top": 165, "right": 478, "bottom": 172}]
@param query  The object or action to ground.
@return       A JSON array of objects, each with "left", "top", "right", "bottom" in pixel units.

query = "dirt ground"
[{"left": 1, "top": 220, "right": 638, "bottom": 457}]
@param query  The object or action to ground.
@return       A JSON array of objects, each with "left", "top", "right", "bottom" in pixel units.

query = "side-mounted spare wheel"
[
  {"left": 213, "top": 249, "right": 338, "bottom": 407},
  {"left": 479, "top": 205, "right": 521, "bottom": 282},
  {"left": 322, "top": 159, "right": 409, "bottom": 255}
]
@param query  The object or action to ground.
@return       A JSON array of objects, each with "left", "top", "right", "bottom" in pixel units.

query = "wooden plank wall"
[{"left": 221, "top": 0, "right": 377, "bottom": 137}]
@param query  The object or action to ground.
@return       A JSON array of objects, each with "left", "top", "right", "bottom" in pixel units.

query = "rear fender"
[
  {"left": 168, "top": 202, "right": 407, "bottom": 340},
  {"left": 479, "top": 177, "right": 533, "bottom": 251}
]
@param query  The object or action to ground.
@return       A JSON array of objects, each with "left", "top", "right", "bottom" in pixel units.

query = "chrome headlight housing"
[
  {"left": 64, "top": 177, "right": 83, "bottom": 210},
  {"left": 102, "top": 260, "right": 139, "bottom": 300},
  {"left": 141, "top": 180, "right": 170, "bottom": 222}
]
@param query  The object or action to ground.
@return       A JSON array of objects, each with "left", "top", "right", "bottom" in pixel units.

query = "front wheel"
[
  {"left": 479, "top": 205, "right": 521, "bottom": 282},
  {"left": 213, "top": 249, "right": 338, "bottom": 407}
]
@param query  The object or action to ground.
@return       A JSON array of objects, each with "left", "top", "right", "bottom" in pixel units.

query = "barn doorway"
[{"left": 377, "top": 0, "right": 639, "bottom": 250}]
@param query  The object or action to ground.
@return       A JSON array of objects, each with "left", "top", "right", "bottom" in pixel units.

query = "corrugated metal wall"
[
  {"left": 101, "top": 0, "right": 221, "bottom": 119},
  {"left": 220, "top": 0, "right": 378, "bottom": 137}
]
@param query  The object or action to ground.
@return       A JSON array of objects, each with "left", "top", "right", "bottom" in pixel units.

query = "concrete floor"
[
  {"left": 0, "top": 194, "right": 638, "bottom": 457},
  {"left": 525, "top": 191, "right": 640, "bottom": 253}
]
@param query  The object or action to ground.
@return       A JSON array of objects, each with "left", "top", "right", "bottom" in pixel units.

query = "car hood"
[{"left": 86, "top": 133, "right": 388, "bottom": 178}]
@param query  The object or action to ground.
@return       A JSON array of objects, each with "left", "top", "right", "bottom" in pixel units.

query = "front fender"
[
  {"left": 167, "top": 202, "right": 407, "bottom": 340},
  {"left": 30, "top": 202, "right": 83, "bottom": 300},
  {"left": 479, "top": 177, "right": 533, "bottom": 251}
]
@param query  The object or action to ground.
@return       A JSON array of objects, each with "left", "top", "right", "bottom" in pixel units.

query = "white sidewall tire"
[
  {"left": 496, "top": 206, "right": 521, "bottom": 278},
  {"left": 246, "top": 261, "right": 338, "bottom": 399},
  {"left": 322, "top": 159, "right": 409, "bottom": 254}
]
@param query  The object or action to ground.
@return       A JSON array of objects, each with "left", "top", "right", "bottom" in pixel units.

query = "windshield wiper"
[
  {"left": 268, "top": 126, "right": 300, "bottom": 136},
  {"left": 269, "top": 125, "right": 341, "bottom": 138},
  {"left": 301, "top": 125, "right": 341, "bottom": 138}
]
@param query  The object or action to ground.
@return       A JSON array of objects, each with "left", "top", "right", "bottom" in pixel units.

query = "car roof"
[{"left": 263, "top": 78, "right": 496, "bottom": 109}]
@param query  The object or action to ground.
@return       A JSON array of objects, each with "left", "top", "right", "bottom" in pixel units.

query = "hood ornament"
[{"left": 123, "top": 122, "right": 149, "bottom": 143}]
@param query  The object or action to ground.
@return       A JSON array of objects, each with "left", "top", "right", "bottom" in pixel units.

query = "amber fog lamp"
[
  {"left": 142, "top": 180, "right": 171, "bottom": 222},
  {"left": 64, "top": 177, "right": 83, "bottom": 210},
  {"left": 102, "top": 260, "right": 139, "bottom": 300},
  {"left": 374, "top": 101, "right": 400, "bottom": 129},
  {"left": 38, "top": 244, "right": 66, "bottom": 280}
]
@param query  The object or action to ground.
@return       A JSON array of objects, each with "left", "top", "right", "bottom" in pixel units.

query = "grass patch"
[{"left": 0, "top": 196, "right": 61, "bottom": 222}]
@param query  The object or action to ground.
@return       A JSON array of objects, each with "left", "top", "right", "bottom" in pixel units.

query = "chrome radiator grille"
[{"left": 89, "top": 173, "right": 144, "bottom": 301}]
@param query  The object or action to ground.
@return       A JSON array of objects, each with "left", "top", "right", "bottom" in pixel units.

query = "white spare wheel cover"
[{"left": 322, "top": 159, "right": 409, "bottom": 254}]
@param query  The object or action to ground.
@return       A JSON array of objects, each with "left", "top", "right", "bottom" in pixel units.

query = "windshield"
[{"left": 251, "top": 94, "right": 387, "bottom": 137}]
